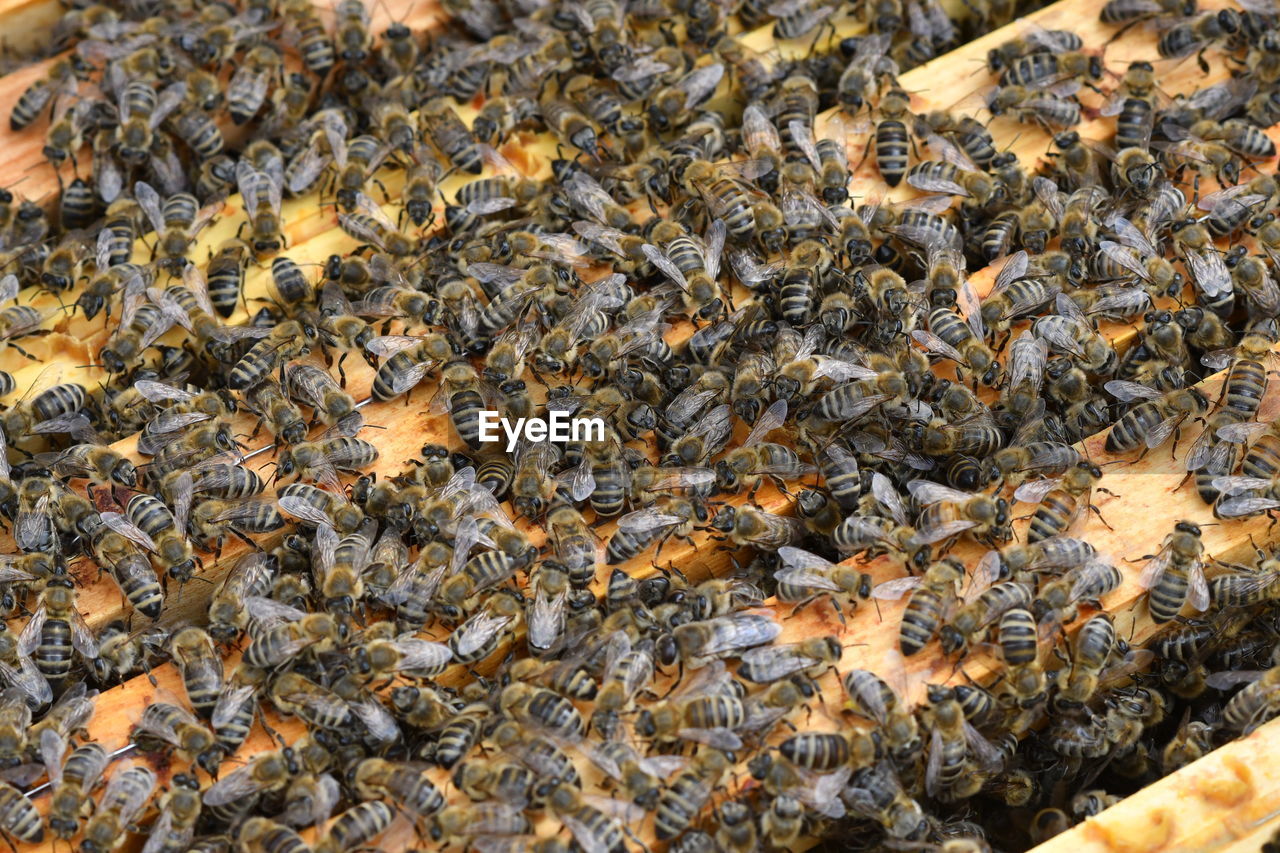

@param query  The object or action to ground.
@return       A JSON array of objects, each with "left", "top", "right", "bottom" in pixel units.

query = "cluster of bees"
[{"left": 0, "top": 0, "right": 1275, "bottom": 848}]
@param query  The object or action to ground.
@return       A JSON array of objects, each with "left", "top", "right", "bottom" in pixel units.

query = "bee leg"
[{"left": 7, "top": 344, "right": 36, "bottom": 362}]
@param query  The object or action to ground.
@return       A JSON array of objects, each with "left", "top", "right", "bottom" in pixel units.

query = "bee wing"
[
  {"left": 640, "top": 243, "right": 688, "bottom": 290},
  {"left": 871, "top": 576, "right": 923, "bottom": 600},
  {"left": 611, "top": 55, "right": 673, "bottom": 82},
  {"left": 677, "top": 62, "right": 724, "bottom": 109},
  {"left": 1215, "top": 495, "right": 1280, "bottom": 518},
  {"left": 616, "top": 509, "right": 683, "bottom": 533},
  {"left": 211, "top": 682, "right": 257, "bottom": 730},
  {"left": 245, "top": 595, "right": 307, "bottom": 627},
  {"left": 16, "top": 495, "right": 51, "bottom": 553},
  {"left": 1013, "top": 478, "right": 1062, "bottom": 505},
  {"left": 924, "top": 725, "right": 945, "bottom": 799},
  {"left": 910, "top": 329, "right": 966, "bottom": 364},
  {"left": 775, "top": 566, "right": 842, "bottom": 592},
  {"left": 788, "top": 120, "right": 823, "bottom": 172},
  {"left": 527, "top": 588, "right": 567, "bottom": 653},
  {"left": 1007, "top": 330, "right": 1048, "bottom": 393},
  {"left": 963, "top": 719, "right": 1004, "bottom": 771},
  {"left": 39, "top": 728, "right": 68, "bottom": 787},
  {"left": 1216, "top": 421, "right": 1271, "bottom": 444},
  {"left": 0, "top": 655, "right": 51, "bottom": 709},
  {"left": 1183, "top": 431, "right": 1229, "bottom": 473},
  {"left": 1211, "top": 475, "right": 1273, "bottom": 497},
  {"left": 972, "top": 550, "right": 1004, "bottom": 593},
  {"left": 676, "top": 727, "right": 742, "bottom": 750},
  {"left": 701, "top": 218, "right": 726, "bottom": 282},
  {"left": 350, "top": 695, "right": 400, "bottom": 744},
  {"left": 728, "top": 247, "right": 785, "bottom": 286},
  {"left": 203, "top": 755, "right": 270, "bottom": 806},
  {"left": 1138, "top": 545, "right": 1174, "bottom": 591},
  {"left": 742, "top": 398, "right": 787, "bottom": 448},
  {"left": 0, "top": 274, "right": 17, "bottom": 306},
  {"left": 1111, "top": 212, "right": 1162, "bottom": 256},
  {"left": 906, "top": 479, "right": 969, "bottom": 505},
  {"left": 742, "top": 103, "right": 781, "bottom": 154},
  {"left": 134, "top": 181, "right": 168, "bottom": 234},
  {"left": 1142, "top": 411, "right": 1187, "bottom": 450},
  {"left": 908, "top": 169, "right": 969, "bottom": 197},
  {"left": 810, "top": 356, "right": 877, "bottom": 383},
  {"left": 451, "top": 611, "right": 514, "bottom": 658},
  {"left": 911, "top": 519, "right": 977, "bottom": 544},
  {"left": 100, "top": 512, "right": 158, "bottom": 553},
  {"left": 1103, "top": 379, "right": 1163, "bottom": 403},
  {"left": 1186, "top": 249, "right": 1232, "bottom": 298}
]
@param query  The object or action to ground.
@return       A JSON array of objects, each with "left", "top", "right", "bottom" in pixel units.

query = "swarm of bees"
[{"left": 0, "top": 0, "right": 1278, "bottom": 848}]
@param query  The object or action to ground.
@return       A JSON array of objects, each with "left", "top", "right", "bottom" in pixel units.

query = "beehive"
[{"left": 0, "top": 0, "right": 1277, "bottom": 849}]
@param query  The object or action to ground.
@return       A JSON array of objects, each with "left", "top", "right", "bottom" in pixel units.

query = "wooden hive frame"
[{"left": 0, "top": 0, "right": 1278, "bottom": 849}]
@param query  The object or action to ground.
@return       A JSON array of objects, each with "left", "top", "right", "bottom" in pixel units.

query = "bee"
[
  {"left": 1158, "top": 9, "right": 1239, "bottom": 67},
  {"left": 339, "top": 191, "right": 417, "bottom": 256},
  {"left": 987, "top": 25, "right": 1083, "bottom": 72},
  {"left": 131, "top": 701, "right": 223, "bottom": 775},
  {"left": 79, "top": 765, "right": 156, "bottom": 853},
  {"left": 136, "top": 183, "right": 219, "bottom": 274},
  {"left": 773, "top": 546, "right": 872, "bottom": 622},
  {"left": 1139, "top": 521, "right": 1210, "bottom": 624},
  {"left": 428, "top": 803, "right": 531, "bottom": 845},
  {"left": 236, "top": 161, "right": 285, "bottom": 257},
  {"left": 1104, "top": 381, "right": 1208, "bottom": 456},
  {"left": 420, "top": 98, "right": 484, "bottom": 175},
  {"left": 907, "top": 154, "right": 1000, "bottom": 205},
  {"left": 844, "top": 761, "right": 927, "bottom": 840},
  {"left": 278, "top": 482, "right": 364, "bottom": 535},
  {"left": 0, "top": 779, "right": 42, "bottom": 844},
  {"left": 166, "top": 627, "right": 223, "bottom": 721},
  {"left": 986, "top": 86, "right": 1081, "bottom": 128},
  {"left": 227, "top": 44, "right": 282, "bottom": 125},
  {"left": 1035, "top": 556, "right": 1124, "bottom": 626},
  {"left": 11, "top": 56, "right": 85, "bottom": 131},
  {"left": 941, "top": 579, "right": 1034, "bottom": 656},
  {"left": 312, "top": 801, "right": 394, "bottom": 853},
  {"left": 654, "top": 749, "right": 730, "bottom": 841},
  {"left": 835, "top": 33, "right": 893, "bottom": 114},
  {"left": 1209, "top": 664, "right": 1280, "bottom": 735},
  {"left": 19, "top": 569, "right": 98, "bottom": 692},
  {"left": 922, "top": 684, "right": 1004, "bottom": 801},
  {"left": 139, "top": 774, "right": 201, "bottom": 853},
  {"left": 46, "top": 740, "right": 110, "bottom": 841},
  {"left": 352, "top": 758, "right": 445, "bottom": 820},
  {"left": 1012, "top": 461, "right": 1106, "bottom": 543},
  {"left": 914, "top": 306, "right": 1000, "bottom": 386},
  {"left": 1032, "top": 296, "right": 1120, "bottom": 375},
  {"left": 91, "top": 621, "right": 167, "bottom": 685},
  {"left": 873, "top": 556, "right": 964, "bottom": 655}
]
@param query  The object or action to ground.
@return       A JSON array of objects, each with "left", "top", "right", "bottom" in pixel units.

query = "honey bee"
[
  {"left": 873, "top": 556, "right": 964, "bottom": 655},
  {"left": 774, "top": 546, "right": 871, "bottom": 621},
  {"left": 46, "top": 739, "right": 109, "bottom": 841},
  {"left": 1104, "top": 381, "right": 1209, "bottom": 456},
  {"left": 80, "top": 764, "right": 156, "bottom": 853},
  {"left": 1140, "top": 521, "right": 1209, "bottom": 623},
  {"left": 135, "top": 183, "right": 220, "bottom": 273},
  {"left": 20, "top": 569, "right": 98, "bottom": 693}
]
